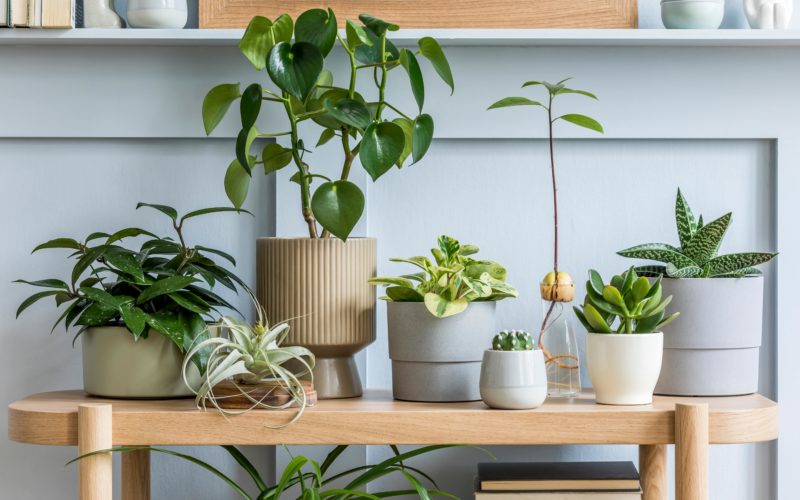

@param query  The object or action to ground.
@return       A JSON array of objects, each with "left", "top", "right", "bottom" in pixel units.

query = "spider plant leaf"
[
  {"left": 398, "top": 470, "right": 431, "bottom": 500},
  {"left": 705, "top": 252, "right": 777, "bottom": 277},
  {"left": 275, "top": 456, "right": 311, "bottom": 500},
  {"left": 682, "top": 212, "right": 731, "bottom": 265},
  {"left": 617, "top": 243, "right": 696, "bottom": 269},
  {"left": 222, "top": 446, "right": 267, "bottom": 492},
  {"left": 675, "top": 188, "right": 697, "bottom": 249},
  {"left": 320, "top": 445, "right": 349, "bottom": 475}
]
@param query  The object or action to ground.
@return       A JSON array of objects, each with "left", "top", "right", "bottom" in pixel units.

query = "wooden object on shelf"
[
  {"left": 199, "top": 0, "right": 637, "bottom": 29},
  {"left": 77, "top": 403, "right": 112, "bottom": 500},
  {"left": 675, "top": 403, "right": 709, "bottom": 500},
  {"left": 210, "top": 379, "right": 316, "bottom": 409},
  {"left": 639, "top": 444, "right": 667, "bottom": 500}
]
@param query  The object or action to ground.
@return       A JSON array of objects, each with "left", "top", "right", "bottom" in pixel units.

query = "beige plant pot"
[
  {"left": 257, "top": 237, "right": 377, "bottom": 399},
  {"left": 82, "top": 326, "right": 200, "bottom": 399}
]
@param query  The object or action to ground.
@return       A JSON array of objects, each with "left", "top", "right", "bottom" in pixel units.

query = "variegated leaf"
[
  {"left": 617, "top": 243, "right": 697, "bottom": 268},
  {"left": 634, "top": 265, "right": 667, "bottom": 277},
  {"left": 696, "top": 214, "right": 704, "bottom": 230},
  {"left": 675, "top": 189, "right": 697, "bottom": 250},
  {"left": 682, "top": 213, "right": 731, "bottom": 265},
  {"left": 706, "top": 252, "right": 776, "bottom": 277},
  {"left": 666, "top": 263, "right": 704, "bottom": 278}
]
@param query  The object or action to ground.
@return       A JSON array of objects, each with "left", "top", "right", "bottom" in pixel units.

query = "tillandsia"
[
  {"left": 492, "top": 330, "right": 534, "bottom": 351},
  {"left": 369, "top": 235, "right": 518, "bottom": 318},
  {"left": 15, "top": 203, "right": 250, "bottom": 373},
  {"left": 182, "top": 295, "right": 315, "bottom": 426},
  {"left": 617, "top": 188, "right": 777, "bottom": 278},
  {"left": 203, "top": 10, "right": 454, "bottom": 240},
  {"left": 574, "top": 267, "right": 679, "bottom": 334}
]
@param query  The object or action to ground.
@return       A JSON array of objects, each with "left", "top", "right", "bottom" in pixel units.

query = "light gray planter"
[
  {"left": 656, "top": 277, "right": 763, "bottom": 396},
  {"left": 387, "top": 301, "right": 495, "bottom": 402},
  {"left": 479, "top": 349, "right": 548, "bottom": 409},
  {"left": 82, "top": 326, "right": 200, "bottom": 399}
]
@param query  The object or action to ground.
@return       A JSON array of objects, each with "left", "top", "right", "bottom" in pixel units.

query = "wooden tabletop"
[{"left": 8, "top": 390, "right": 778, "bottom": 447}]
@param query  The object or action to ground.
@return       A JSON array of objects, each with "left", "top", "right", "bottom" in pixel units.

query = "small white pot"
[
  {"left": 586, "top": 332, "right": 663, "bottom": 405},
  {"left": 479, "top": 349, "right": 548, "bottom": 410}
]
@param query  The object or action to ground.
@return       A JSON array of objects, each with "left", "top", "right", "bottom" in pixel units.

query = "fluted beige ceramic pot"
[{"left": 257, "top": 237, "right": 376, "bottom": 399}]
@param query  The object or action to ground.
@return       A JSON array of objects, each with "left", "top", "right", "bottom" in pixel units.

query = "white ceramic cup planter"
[
  {"left": 661, "top": 0, "right": 725, "bottom": 28},
  {"left": 586, "top": 332, "right": 664, "bottom": 405},
  {"left": 479, "top": 349, "right": 548, "bottom": 409}
]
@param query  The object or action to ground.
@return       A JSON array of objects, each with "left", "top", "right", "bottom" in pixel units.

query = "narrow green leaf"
[
  {"left": 136, "top": 202, "right": 178, "bottom": 220},
  {"left": 32, "top": 238, "right": 81, "bottom": 253},
  {"left": 235, "top": 126, "right": 259, "bottom": 175},
  {"left": 393, "top": 118, "right": 413, "bottom": 167},
  {"left": 400, "top": 49, "right": 424, "bottom": 112},
  {"left": 105, "top": 247, "right": 144, "bottom": 282},
  {"left": 202, "top": 83, "right": 240, "bottom": 135},
  {"left": 706, "top": 252, "right": 777, "bottom": 277},
  {"left": 682, "top": 212, "right": 731, "bottom": 265},
  {"left": 583, "top": 303, "right": 612, "bottom": 333},
  {"left": 75, "top": 302, "right": 118, "bottom": 326},
  {"left": 411, "top": 114, "right": 433, "bottom": 164},
  {"left": 136, "top": 276, "right": 198, "bottom": 305},
  {"left": 487, "top": 97, "right": 542, "bottom": 110},
  {"left": 418, "top": 37, "right": 453, "bottom": 94},
  {"left": 120, "top": 304, "right": 148, "bottom": 337},
  {"left": 317, "top": 128, "right": 336, "bottom": 147},
  {"left": 182, "top": 207, "right": 252, "bottom": 222},
  {"left": 558, "top": 113, "right": 604, "bottom": 133},
  {"left": 14, "top": 278, "right": 69, "bottom": 289},
  {"left": 617, "top": 243, "right": 697, "bottom": 268},
  {"left": 311, "top": 181, "right": 365, "bottom": 241},
  {"left": 240, "top": 83, "right": 262, "bottom": 130},
  {"left": 675, "top": 188, "right": 697, "bottom": 249},
  {"left": 555, "top": 87, "right": 598, "bottom": 99},
  {"left": 71, "top": 246, "right": 108, "bottom": 286},
  {"left": 16, "top": 290, "right": 61, "bottom": 318}
]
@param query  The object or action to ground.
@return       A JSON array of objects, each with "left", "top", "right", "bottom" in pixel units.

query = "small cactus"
[{"left": 492, "top": 330, "right": 534, "bottom": 351}]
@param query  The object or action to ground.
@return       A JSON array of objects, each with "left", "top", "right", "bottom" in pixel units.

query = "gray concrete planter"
[
  {"left": 387, "top": 301, "right": 496, "bottom": 402},
  {"left": 656, "top": 277, "right": 764, "bottom": 396},
  {"left": 82, "top": 326, "right": 200, "bottom": 398}
]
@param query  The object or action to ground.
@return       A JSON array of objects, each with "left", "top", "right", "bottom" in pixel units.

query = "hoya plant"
[
  {"left": 618, "top": 188, "right": 777, "bottom": 278},
  {"left": 203, "top": 10, "right": 453, "bottom": 240},
  {"left": 492, "top": 330, "right": 534, "bottom": 351},
  {"left": 369, "top": 235, "right": 518, "bottom": 318},
  {"left": 15, "top": 203, "right": 249, "bottom": 372},
  {"left": 574, "top": 267, "right": 679, "bottom": 334}
]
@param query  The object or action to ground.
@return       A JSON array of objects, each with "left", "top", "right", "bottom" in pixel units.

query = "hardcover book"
[{"left": 478, "top": 462, "right": 640, "bottom": 492}]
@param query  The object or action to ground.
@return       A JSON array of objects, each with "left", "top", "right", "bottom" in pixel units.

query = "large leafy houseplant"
[
  {"left": 15, "top": 203, "right": 249, "bottom": 373},
  {"left": 369, "top": 235, "right": 518, "bottom": 318},
  {"left": 203, "top": 10, "right": 454, "bottom": 240}
]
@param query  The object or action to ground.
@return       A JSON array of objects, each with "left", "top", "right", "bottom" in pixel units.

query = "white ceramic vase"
[
  {"left": 586, "top": 332, "right": 663, "bottom": 405},
  {"left": 744, "top": 0, "right": 793, "bottom": 28},
  {"left": 479, "top": 349, "right": 548, "bottom": 410},
  {"left": 127, "top": 0, "right": 188, "bottom": 28}
]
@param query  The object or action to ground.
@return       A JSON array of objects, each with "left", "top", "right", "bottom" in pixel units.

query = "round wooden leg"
[
  {"left": 675, "top": 403, "right": 709, "bottom": 500},
  {"left": 122, "top": 448, "right": 151, "bottom": 500},
  {"left": 640, "top": 444, "right": 667, "bottom": 500},
  {"left": 78, "top": 403, "right": 112, "bottom": 500}
]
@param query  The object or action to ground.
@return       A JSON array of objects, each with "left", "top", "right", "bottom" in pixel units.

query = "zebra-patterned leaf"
[
  {"left": 617, "top": 243, "right": 697, "bottom": 268},
  {"left": 666, "top": 263, "right": 704, "bottom": 278},
  {"left": 682, "top": 213, "right": 731, "bottom": 265},
  {"left": 696, "top": 214, "right": 704, "bottom": 230},
  {"left": 675, "top": 189, "right": 697, "bottom": 249},
  {"left": 634, "top": 265, "right": 667, "bottom": 277},
  {"left": 706, "top": 252, "right": 777, "bottom": 277}
]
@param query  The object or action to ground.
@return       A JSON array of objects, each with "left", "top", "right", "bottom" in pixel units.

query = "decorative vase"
[
  {"left": 82, "top": 326, "right": 200, "bottom": 398},
  {"left": 656, "top": 277, "right": 763, "bottom": 396},
  {"left": 479, "top": 349, "right": 548, "bottom": 410},
  {"left": 744, "top": 0, "right": 793, "bottom": 28},
  {"left": 586, "top": 332, "right": 664, "bottom": 405},
  {"left": 538, "top": 299, "right": 581, "bottom": 397},
  {"left": 661, "top": 0, "right": 725, "bottom": 28},
  {"left": 256, "top": 237, "right": 376, "bottom": 399},
  {"left": 83, "top": 0, "right": 124, "bottom": 27},
  {"left": 387, "top": 301, "right": 495, "bottom": 402},
  {"left": 127, "top": 0, "right": 188, "bottom": 28}
]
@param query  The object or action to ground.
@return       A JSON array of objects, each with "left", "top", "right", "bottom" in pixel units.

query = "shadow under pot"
[
  {"left": 656, "top": 277, "right": 763, "bottom": 396},
  {"left": 257, "top": 237, "right": 377, "bottom": 399},
  {"left": 82, "top": 326, "right": 200, "bottom": 399},
  {"left": 387, "top": 301, "right": 495, "bottom": 402},
  {"left": 479, "top": 349, "right": 548, "bottom": 409}
]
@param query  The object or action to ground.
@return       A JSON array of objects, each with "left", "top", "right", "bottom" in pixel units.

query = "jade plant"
[
  {"left": 203, "top": 10, "right": 453, "bottom": 240},
  {"left": 492, "top": 330, "right": 534, "bottom": 351},
  {"left": 574, "top": 267, "right": 679, "bottom": 334},
  {"left": 15, "top": 203, "right": 249, "bottom": 372},
  {"left": 369, "top": 235, "right": 518, "bottom": 318},
  {"left": 618, "top": 188, "right": 777, "bottom": 278}
]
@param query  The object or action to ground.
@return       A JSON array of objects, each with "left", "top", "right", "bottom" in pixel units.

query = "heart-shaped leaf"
[
  {"left": 393, "top": 117, "right": 413, "bottom": 167},
  {"left": 418, "top": 37, "right": 453, "bottom": 94},
  {"left": 309, "top": 88, "right": 367, "bottom": 129},
  {"left": 267, "top": 42, "right": 324, "bottom": 101},
  {"left": 355, "top": 29, "right": 399, "bottom": 65},
  {"left": 360, "top": 122, "right": 405, "bottom": 181},
  {"left": 424, "top": 292, "right": 468, "bottom": 318},
  {"left": 240, "top": 83, "right": 262, "bottom": 130},
  {"left": 235, "top": 126, "right": 259, "bottom": 174},
  {"left": 412, "top": 114, "right": 434, "bottom": 163},
  {"left": 238, "top": 15, "right": 293, "bottom": 70},
  {"left": 311, "top": 180, "right": 365, "bottom": 241},
  {"left": 323, "top": 98, "right": 371, "bottom": 129},
  {"left": 345, "top": 19, "right": 372, "bottom": 50},
  {"left": 224, "top": 158, "right": 251, "bottom": 209},
  {"left": 262, "top": 143, "right": 293, "bottom": 174},
  {"left": 359, "top": 14, "right": 399, "bottom": 37},
  {"left": 202, "top": 83, "right": 240, "bottom": 135},
  {"left": 400, "top": 49, "right": 424, "bottom": 112},
  {"left": 295, "top": 8, "right": 337, "bottom": 57}
]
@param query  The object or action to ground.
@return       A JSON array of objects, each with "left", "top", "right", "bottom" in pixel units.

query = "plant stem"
[
  {"left": 283, "top": 99, "right": 318, "bottom": 238},
  {"left": 547, "top": 94, "right": 558, "bottom": 273},
  {"left": 376, "top": 34, "right": 388, "bottom": 120}
]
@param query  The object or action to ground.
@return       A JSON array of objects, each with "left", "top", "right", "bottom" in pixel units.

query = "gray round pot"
[
  {"left": 82, "top": 326, "right": 201, "bottom": 399},
  {"left": 479, "top": 349, "right": 547, "bottom": 409},
  {"left": 387, "top": 301, "right": 495, "bottom": 402},
  {"left": 656, "top": 277, "right": 763, "bottom": 396}
]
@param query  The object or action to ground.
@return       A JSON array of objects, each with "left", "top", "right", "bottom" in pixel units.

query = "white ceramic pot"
[
  {"left": 661, "top": 0, "right": 725, "bottom": 28},
  {"left": 479, "top": 349, "right": 548, "bottom": 410},
  {"left": 586, "top": 332, "right": 663, "bottom": 405},
  {"left": 744, "top": 0, "right": 793, "bottom": 29},
  {"left": 126, "top": 0, "right": 188, "bottom": 28}
]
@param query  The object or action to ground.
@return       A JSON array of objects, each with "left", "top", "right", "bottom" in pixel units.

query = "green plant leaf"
[
  {"left": 487, "top": 97, "right": 543, "bottom": 110},
  {"left": 224, "top": 158, "right": 251, "bottom": 209},
  {"left": 385, "top": 286, "right": 424, "bottom": 302},
  {"left": 267, "top": 41, "right": 324, "bottom": 101},
  {"left": 136, "top": 276, "right": 198, "bottom": 305},
  {"left": 617, "top": 243, "right": 697, "bottom": 268},
  {"left": 16, "top": 290, "right": 62, "bottom": 318},
  {"left": 360, "top": 122, "right": 406, "bottom": 181},
  {"left": 311, "top": 181, "right": 365, "bottom": 241},
  {"left": 316, "top": 128, "right": 337, "bottom": 147},
  {"left": 657, "top": 312, "right": 680, "bottom": 330},
  {"left": 295, "top": 8, "right": 338, "bottom": 57},
  {"left": 262, "top": 143, "right": 293, "bottom": 174},
  {"left": 119, "top": 304, "right": 148, "bottom": 337},
  {"left": 555, "top": 87, "right": 598, "bottom": 99},
  {"left": 240, "top": 83, "right": 262, "bottom": 130},
  {"left": 602, "top": 285, "right": 626, "bottom": 309},
  {"left": 14, "top": 278, "right": 69, "bottom": 289},
  {"left": 411, "top": 114, "right": 433, "bottom": 164},
  {"left": 424, "top": 292, "right": 467, "bottom": 318},
  {"left": 105, "top": 247, "right": 144, "bottom": 282},
  {"left": 136, "top": 202, "right": 178, "bottom": 220},
  {"left": 75, "top": 302, "right": 118, "bottom": 327},
  {"left": 235, "top": 126, "right": 259, "bottom": 175},
  {"left": 392, "top": 118, "right": 413, "bottom": 167},
  {"left": 400, "top": 49, "right": 424, "bottom": 112},
  {"left": 238, "top": 15, "right": 293, "bottom": 70},
  {"left": 355, "top": 29, "right": 400, "bottom": 64},
  {"left": 418, "top": 37, "right": 453, "bottom": 94},
  {"left": 32, "top": 238, "right": 81, "bottom": 253},
  {"left": 345, "top": 19, "right": 372, "bottom": 50},
  {"left": 582, "top": 303, "right": 611, "bottom": 333},
  {"left": 635, "top": 310, "right": 664, "bottom": 333},
  {"left": 71, "top": 246, "right": 109, "bottom": 286},
  {"left": 368, "top": 277, "right": 416, "bottom": 288},
  {"left": 588, "top": 270, "right": 604, "bottom": 296},
  {"left": 182, "top": 206, "right": 252, "bottom": 221},
  {"left": 682, "top": 212, "right": 731, "bottom": 265},
  {"left": 202, "top": 83, "right": 240, "bottom": 135},
  {"left": 104, "top": 228, "right": 156, "bottom": 245},
  {"left": 558, "top": 113, "right": 604, "bottom": 133},
  {"left": 359, "top": 14, "right": 399, "bottom": 36},
  {"left": 675, "top": 188, "right": 697, "bottom": 249},
  {"left": 631, "top": 276, "right": 651, "bottom": 301},
  {"left": 323, "top": 98, "right": 371, "bottom": 129},
  {"left": 665, "top": 263, "right": 704, "bottom": 278},
  {"left": 573, "top": 306, "right": 593, "bottom": 332},
  {"left": 706, "top": 252, "right": 777, "bottom": 277}
]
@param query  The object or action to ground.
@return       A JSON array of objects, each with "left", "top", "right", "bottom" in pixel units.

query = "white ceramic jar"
[
  {"left": 127, "top": 0, "right": 187, "bottom": 28},
  {"left": 586, "top": 332, "right": 663, "bottom": 405},
  {"left": 479, "top": 349, "right": 548, "bottom": 410},
  {"left": 661, "top": 0, "right": 725, "bottom": 28}
]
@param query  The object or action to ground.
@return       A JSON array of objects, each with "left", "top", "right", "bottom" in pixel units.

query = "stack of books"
[
  {"left": 1, "top": 0, "right": 73, "bottom": 28},
  {"left": 475, "top": 462, "right": 642, "bottom": 499}
]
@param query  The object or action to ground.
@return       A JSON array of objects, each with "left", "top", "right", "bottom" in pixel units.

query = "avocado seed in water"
[{"left": 540, "top": 271, "right": 574, "bottom": 302}]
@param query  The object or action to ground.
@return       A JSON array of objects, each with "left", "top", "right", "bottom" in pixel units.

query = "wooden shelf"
[{"left": 2, "top": 28, "right": 800, "bottom": 47}]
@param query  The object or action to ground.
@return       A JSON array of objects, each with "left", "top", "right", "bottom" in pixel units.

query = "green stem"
[
  {"left": 283, "top": 98, "right": 318, "bottom": 238},
  {"left": 381, "top": 101, "right": 412, "bottom": 121},
  {"left": 547, "top": 94, "right": 558, "bottom": 273},
  {"left": 376, "top": 33, "right": 388, "bottom": 121}
]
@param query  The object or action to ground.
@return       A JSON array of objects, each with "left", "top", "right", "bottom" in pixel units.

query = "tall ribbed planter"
[{"left": 256, "top": 237, "right": 376, "bottom": 399}]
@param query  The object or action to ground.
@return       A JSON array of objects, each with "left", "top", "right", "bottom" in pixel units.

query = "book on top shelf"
[
  {"left": 478, "top": 462, "right": 640, "bottom": 492},
  {"left": 475, "top": 492, "right": 642, "bottom": 500}
]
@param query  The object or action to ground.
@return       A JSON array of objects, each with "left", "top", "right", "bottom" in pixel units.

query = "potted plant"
[
  {"left": 479, "top": 330, "right": 547, "bottom": 410},
  {"left": 202, "top": 10, "right": 454, "bottom": 399},
  {"left": 16, "top": 203, "right": 248, "bottom": 399},
  {"left": 575, "top": 268, "right": 679, "bottom": 405},
  {"left": 617, "top": 188, "right": 777, "bottom": 395},
  {"left": 369, "top": 235, "right": 518, "bottom": 402},
  {"left": 183, "top": 296, "right": 315, "bottom": 427},
  {"left": 489, "top": 78, "right": 603, "bottom": 397}
]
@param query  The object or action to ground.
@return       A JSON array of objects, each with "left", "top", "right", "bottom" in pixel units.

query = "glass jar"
[{"left": 538, "top": 283, "right": 581, "bottom": 398}]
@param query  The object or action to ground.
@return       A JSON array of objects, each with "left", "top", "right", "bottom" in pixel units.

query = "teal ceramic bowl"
[{"left": 661, "top": 0, "right": 724, "bottom": 29}]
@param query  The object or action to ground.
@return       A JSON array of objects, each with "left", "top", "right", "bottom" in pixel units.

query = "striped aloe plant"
[{"left": 617, "top": 189, "right": 777, "bottom": 278}]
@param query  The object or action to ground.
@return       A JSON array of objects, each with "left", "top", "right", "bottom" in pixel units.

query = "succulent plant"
[
  {"left": 618, "top": 188, "right": 777, "bottom": 278},
  {"left": 492, "top": 330, "right": 534, "bottom": 351},
  {"left": 574, "top": 267, "right": 679, "bottom": 334},
  {"left": 369, "top": 235, "right": 518, "bottom": 318}
]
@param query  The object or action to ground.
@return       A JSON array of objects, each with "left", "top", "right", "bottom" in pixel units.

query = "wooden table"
[{"left": 8, "top": 390, "right": 778, "bottom": 500}]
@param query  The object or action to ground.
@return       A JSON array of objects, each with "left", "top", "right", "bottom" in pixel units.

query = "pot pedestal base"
[{"left": 312, "top": 357, "right": 363, "bottom": 399}]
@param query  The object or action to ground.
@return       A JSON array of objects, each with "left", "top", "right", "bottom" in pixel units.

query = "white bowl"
[{"left": 661, "top": 0, "right": 725, "bottom": 29}]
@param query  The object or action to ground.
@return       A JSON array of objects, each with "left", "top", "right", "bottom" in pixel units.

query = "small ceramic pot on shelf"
[
  {"left": 127, "top": 0, "right": 188, "bottom": 28},
  {"left": 479, "top": 349, "right": 548, "bottom": 410},
  {"left": 586, "top": 332, "right": 664, "bottom": 405},
  {"left": 661, "top": 0, "right": 725, "bottom": 28}
]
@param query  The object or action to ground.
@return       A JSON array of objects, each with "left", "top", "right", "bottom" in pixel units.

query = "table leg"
[
  {"left": 639, "top": 444, "right": 667, "bottom": 500},
  {"left": 78, "top": 403, "right": 112, "bottom": 500},
  {"left": 122, "top": 448, "right": 151, "bottom": 500},
  {"left": 675, "top": 403, "right": 709, "bottom": 500}
]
